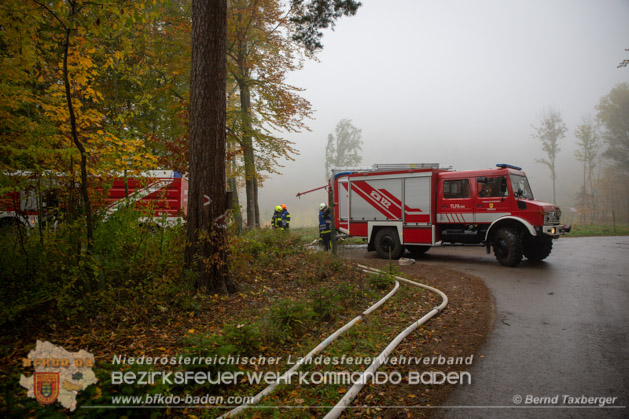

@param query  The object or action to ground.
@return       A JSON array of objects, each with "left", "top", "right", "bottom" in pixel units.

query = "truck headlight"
[{"left": 544, "top": 211, "right": 560, "bottom": 224}]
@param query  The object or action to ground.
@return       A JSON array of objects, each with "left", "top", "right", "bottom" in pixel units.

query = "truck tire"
[
  {"left": 493, "top": 227, "right": 523, "bottom": 267},
  {"left": 524, "top": 236, "right": 553, "bottom": 262},
  {"left": 407, "top": 245, "right": 430, "bottom": 257},
  {"left": 374, "top": 228, "right": 404, "bottom": 259},
  {"left": 0, "top": 217, "right": 23, "bottom": 232}
]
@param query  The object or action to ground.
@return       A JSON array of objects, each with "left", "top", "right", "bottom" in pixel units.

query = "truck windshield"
[{"left": 510, "top": 174, "right": 534, "bottom": 200}]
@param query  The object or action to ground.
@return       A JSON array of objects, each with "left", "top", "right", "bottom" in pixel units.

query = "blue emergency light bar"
[{"left": 496, "top": 163, "right": 522, "bottom": 170}]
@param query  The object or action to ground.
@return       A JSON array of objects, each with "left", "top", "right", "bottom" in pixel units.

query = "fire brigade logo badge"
[
  {"left": 33, "top": 372, "right": 59, "bottom": 404},
  {"left": 20, "top": 340, "right": 97, "bottom": 411}
]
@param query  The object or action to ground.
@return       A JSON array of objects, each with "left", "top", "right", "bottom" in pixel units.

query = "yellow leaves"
[
  {"left": 84, "top": 87, "right": 101, "bottom": 103},
  {"left": 4, "top": 0, "right": 172, "bottom": 178},
  {"left": 98, "top": 135, "right": 160, "bottom": 173},
  {"left": 1, "top": 0, "right": 172, "bottom": 179},
  {"left": 91, "top": 387, "right": 102, "bottom": 400}
]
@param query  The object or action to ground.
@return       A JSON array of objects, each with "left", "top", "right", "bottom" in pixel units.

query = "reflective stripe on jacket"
[{"left": 319, "top": 208, "right": 331, "bottom": 234}]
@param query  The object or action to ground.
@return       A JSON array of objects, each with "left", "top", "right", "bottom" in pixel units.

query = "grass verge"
[{"left": 566, "top": 224, "right": 629, "bottom": 237}]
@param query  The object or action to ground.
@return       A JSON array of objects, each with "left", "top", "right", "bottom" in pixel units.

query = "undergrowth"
[
  {"left": 1, "top": 222, "right": 392, "bottom": 417},
  {"left": 0, "top": 207, "right": 190, "bottom": 332}
]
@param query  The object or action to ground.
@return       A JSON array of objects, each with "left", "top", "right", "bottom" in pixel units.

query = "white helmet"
[{"left": 319, "top": 202, "right": 327, "bottom": 210}]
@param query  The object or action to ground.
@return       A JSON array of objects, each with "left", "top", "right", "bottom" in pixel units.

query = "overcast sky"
[{"left": 259, "top": 0, "right": 629, "bottom": 227}]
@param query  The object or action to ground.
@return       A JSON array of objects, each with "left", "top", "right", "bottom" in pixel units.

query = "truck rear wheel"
[
  {"left": 374, "top": 228, "right": 404, "bottom": 259},
  {"left": 524, "top": 236, "right": 553, "bottom": 262},
  {"left": 493, "top": 227, "right": 523, "bottom": 267}
]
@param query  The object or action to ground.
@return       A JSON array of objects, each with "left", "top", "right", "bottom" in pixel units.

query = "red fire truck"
[
  {"left": 0, "top": 170, "right": 188, "bottom": 229},
  {"left": 331, "top": 163, "right": 570, "bottom": 266}
]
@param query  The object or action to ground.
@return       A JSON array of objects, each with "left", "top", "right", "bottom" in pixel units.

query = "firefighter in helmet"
[
  {"left": 271, "top": 205, "right": 282, "bottom": 229},
  {"left": 280, "top": 204, "right": 291, "bottom": 230},
  {"left": 319, "top": 202, "right": 331, "bottom": 250}
]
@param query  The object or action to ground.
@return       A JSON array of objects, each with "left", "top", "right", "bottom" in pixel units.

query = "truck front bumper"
[{"left": 540, "top": 224, "right": 571, "bottom": 237}]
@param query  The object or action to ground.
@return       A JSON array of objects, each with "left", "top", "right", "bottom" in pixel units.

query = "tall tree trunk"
[
  {"left": 581, "top": 161, "right": 586, "bottom": 224},
  {"left": 62, "top": 12, "right": 93, "bottom": 257},
  {"left": 228, "top": 176, "right": 243, "bottom": 234},
  {"left": 254, "top": 179, "right": 260, "bottom": 226},
  {"left": 588, "top": 160, "right": 596, "bottom": 223},
  {"left": 187, "top": 0, "right": 235, "bottom": 293},
  {"left": 237, "top": 79, "right": 258, "bottom": 227},
  {"left": 551, "top": 157, "right": 556, "bottom": 204},
  {"left": 227, "top": 152, "right": 243, "bottom": 234}
]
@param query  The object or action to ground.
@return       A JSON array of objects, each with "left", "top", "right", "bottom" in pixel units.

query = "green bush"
[
  {"left": 263, "top": 299, "right": 314, "bottom": 343},
  {"left": 223, "top": 323, "right": 262, "bottom": 355},
  {"left": 334, "top": 281, "right": 372, "bottom": 309},
  {"left": 310, "top": 282, "right": 368, "bottom": 322},
  {"left": 310, "top": 287, "right": 341, "bottom": 322},
  {"left": 0, "top": 206, "right": 189, "bottom": 328},
  {"left": 367, "top": 264, "right": 398, "bottom": 290},
  {"left": 232, "top": 228, "right": 303, "bottom": 267}
]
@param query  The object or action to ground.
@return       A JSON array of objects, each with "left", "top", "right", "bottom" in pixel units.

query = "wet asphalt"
[{"left": 402, "top": 236, "right": 629, "bottom": 419}]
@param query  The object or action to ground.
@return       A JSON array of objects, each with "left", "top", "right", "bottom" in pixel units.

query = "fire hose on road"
[
  {"left": 323, "top": 264, "right": 448, "bottom": 419},
  {"left": 220, "top": 263, "right": 448, "bottom": 418}
]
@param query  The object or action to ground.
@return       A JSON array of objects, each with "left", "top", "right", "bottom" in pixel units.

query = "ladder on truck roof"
[
  {"left": 372, "top": 163, "right": 442, "bottom": 170},
  {"left": 331, "top": 163, "right": 448, "bottom": 174}
]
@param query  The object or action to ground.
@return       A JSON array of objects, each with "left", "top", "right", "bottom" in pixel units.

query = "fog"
[{"left": 258, "top": 0, "right": 629, "bottom": 227}]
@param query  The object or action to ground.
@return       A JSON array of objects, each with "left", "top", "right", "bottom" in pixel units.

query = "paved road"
[{"left": 409, "top": 237, "right": 629, "bottom": 418}]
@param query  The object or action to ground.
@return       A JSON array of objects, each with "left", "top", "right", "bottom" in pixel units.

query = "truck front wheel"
[
  {"left": 0, "top": 217, "right": 24, "bottom": 232},
  {"left": 374, "top": 228, "right": 404, "bottom": 259},
  {"left": 523, "top": 236, "right": 553, "bottom": 262},
  {"left": 493, "top": 228, "right": 523, "bottom": 267}
]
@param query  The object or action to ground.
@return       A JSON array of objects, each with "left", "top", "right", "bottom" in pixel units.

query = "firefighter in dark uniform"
[
  {"left": 319, "top": 202, "right": 331, "bottom": 250},
  {"left": 271, "top": 205, "right": 282, "bottom": 229},
  {"left": 280, "top": 204, "right": 290, "bottom": 230}
]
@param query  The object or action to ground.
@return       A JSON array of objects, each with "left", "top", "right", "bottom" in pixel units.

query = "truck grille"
[{"left": 545, "top": 211, "right": 560, "bottom": 224}]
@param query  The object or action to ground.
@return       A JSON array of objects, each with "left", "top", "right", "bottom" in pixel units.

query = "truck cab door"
[
  {"left": 474, "top": 176, "right": 511, "bottom": 224},
  {"left": 437, "top": 178, "right": 474, "bottom": 224}
]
